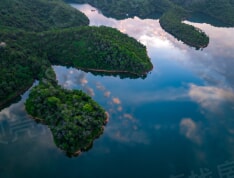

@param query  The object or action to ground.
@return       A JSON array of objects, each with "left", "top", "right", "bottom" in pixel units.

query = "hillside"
[
  {"left": 0, "top": 0, "right": 89, "bottom": 31},
  {"left": 40, "top": 26, "right": 152, "bottom": 75},
  {"left": 0, "top": 0, "right": 89, "bottom": 107}
]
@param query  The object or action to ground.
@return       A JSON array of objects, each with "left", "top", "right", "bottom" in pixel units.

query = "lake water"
[{"left": 0, "top": 4, "right": 234, "bottom": 178}]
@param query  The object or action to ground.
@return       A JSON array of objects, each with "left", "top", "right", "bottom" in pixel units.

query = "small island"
[{"left": 25, "top": 68, "right": 108, "bottom": 156}]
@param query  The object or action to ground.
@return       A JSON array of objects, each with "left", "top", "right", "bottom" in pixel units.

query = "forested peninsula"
[
  {"left": 0, "top": 0, "right": 153, "bottom": 155},
  {"left": 67, "top": 0, "right": 234, "bottom": 48},
  {"left": 0, "top": 0, "right": 152, "bottom": 109}
]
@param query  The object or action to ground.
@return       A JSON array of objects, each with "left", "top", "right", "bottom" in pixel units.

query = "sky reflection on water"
[
  {"left": 0, "top": 3, "right": 234, "bottom": 178},
  {"left": 71, "top": 4, "right": 234, "bottom": 176}
]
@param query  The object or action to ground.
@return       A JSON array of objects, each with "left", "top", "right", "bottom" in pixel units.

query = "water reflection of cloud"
[
  {"left": 84, "top": 87, "right": 95, "bottom": 96},
  {"left": 54, "top": 66, "right": 87, "bottom": 87},
  {"left": 72, "top": 4, "right": 173, "bottom": 49},
  {"left": 63, "top": 80, "right": 73, "bottom": 88},
  {"left": 124, "top": 87, "right": 188, "bottom": 104},
  {"left": 179, "top": 22, "right": 234, "bottom": 89},
  {"left": 185, "top": 21, "right": 234, "bottom": 59},
  {"left": 104, "top": 91, "right": 111, "bottom": 98},
  {"left": 53, "top": 66, "right": 97, "bottom": 96},
  {"left": 104, "top": 94, "right": 150, "bottom": 145},
  {"left": 104, "top": 95, "right": 151, "bottom": 144},
  {"left": 0, "top": 93, "right": 52, "bottom": 147},
  {"left": 189, "top": 84, "right": 234, "bottom": 111},
  {"left": 117, "top": 106, "right": 123, "bottom": 112},
  {"left": 78, "top": 77, "right": 88, "bottom": 86},
  {"left": 73, "top": 4, "right": 234, "bottom": 91},
  {"left": 112, "top": 97, "right": 121, "bottom": 105},
  {"left": 180, "top": 118, "right": 201, "bottom": 144},
  {"left": 56, "top": 6, "right": 234, "bottom": 162},
  {"left": 54, "top": 66, "right": 128, "bottom": 120},
  {"left": 123, "top": 114, "right": 134, "bottom": 120},
  {"left": 72, "top": 70, "right": 88, "bottom": 86},
  {"left": 0, "top": 99, "right": 26, "bottom": 122},
  {"left": 106, "top": 125, "right": 150, "bottom": 145},
  {"left": 95, "top": 82, "right": 105, "bottom": 91}
]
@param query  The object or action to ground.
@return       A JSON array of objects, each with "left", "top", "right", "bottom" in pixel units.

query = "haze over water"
[{"left": 0, "top": 3, "right": 234, "bottom": 178}]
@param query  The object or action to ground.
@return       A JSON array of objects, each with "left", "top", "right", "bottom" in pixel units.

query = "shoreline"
[
  {"left": 78, "top": 65, "right": 153, "bottom": 77},
  {"left": 0, "top": 63, "right": 153, "bottom": 110},
  {"left": 104, "top": 111, "right": 109, "bottom": 125}
]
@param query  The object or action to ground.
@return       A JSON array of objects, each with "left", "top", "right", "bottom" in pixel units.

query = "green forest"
[
  {"left": 159, "top": 7, "right": 209, "bottom": 49},
  {"left": 0, "top": 0, "right": 152, "bottom": 109},
  {"left": 0, "top": 0, "right": 89, "bottom": 31},
  {"left": 0, "top": 0, "right": 153, "bottom": 154},
  {"left": 25, "top": 68, "right": 107, "bottom": 156},
  {"left": 0, "top": 0, "right": 87, "bottom": 107},
  {"left": 67, "top": 0, "right": 234, "bottom": 48},
  {"left": 40, "top": 26, "right": 152, "bottom": 75}
]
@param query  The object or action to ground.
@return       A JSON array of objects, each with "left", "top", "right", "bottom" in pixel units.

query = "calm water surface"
[{"left": 0, "top": 4, "right": 234, "bottom": 178}]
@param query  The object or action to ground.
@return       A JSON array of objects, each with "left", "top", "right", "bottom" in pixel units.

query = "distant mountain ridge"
[{"left": 66, "top": 0, "right": 234, "bottom": 26}]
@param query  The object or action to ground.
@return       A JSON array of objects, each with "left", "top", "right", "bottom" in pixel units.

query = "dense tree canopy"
[
  {"left": 0, "top": 0, "right": 152, "bottom": 109},
  {"left": 159, "top": 7, "right": 209, "bottom": 49},
  {"left": 25, "top": 68, "right": 107, "bottom": 156},
  {"left": 0, "top": 0, "right": 89, "bottom": 31},
  {"left": 41, "top": 26, "right": 153, "bottom": 75}
]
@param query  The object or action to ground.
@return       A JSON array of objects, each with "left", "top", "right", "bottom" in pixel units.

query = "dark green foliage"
[
  {"left": 0, "top": 0, "right": 89, "bottom": 32},
  {"left": 188, "top": 0, "right": 234, "bottom": 26},
  {"left": 0, "top": 31, "right": 50, "bottom": 107},
  {"left": 159, "top": 7, "right": 209, "bottom": 49},
  {"left": 40, "top": 26, "right": 153, "bottom": 75},
  {"left": 0, "top": 0, "right": 152, "bottom": 108},
  {"left": 0, "top": 0, "right": 88, "bottom": 107},
  {"left": 25, "top": 68, "right": 107, "bottom": 156}
]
